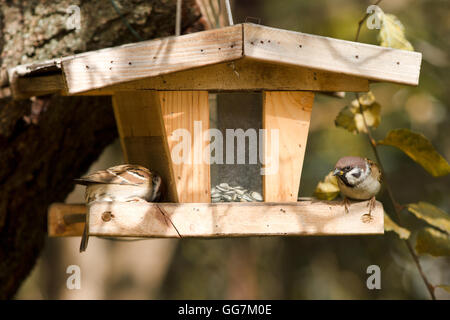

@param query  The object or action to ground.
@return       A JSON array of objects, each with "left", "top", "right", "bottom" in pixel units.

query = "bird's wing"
[
  {"left": 75, "top": 164, "right": 152, "bottom": 186},
  {"left": 366, "top": 159, "right": 383, "bottom": 183}
]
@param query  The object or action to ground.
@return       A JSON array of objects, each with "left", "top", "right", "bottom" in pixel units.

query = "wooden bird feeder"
[{"left": 8, "top": 24, "right": 422, "bottom": 239}]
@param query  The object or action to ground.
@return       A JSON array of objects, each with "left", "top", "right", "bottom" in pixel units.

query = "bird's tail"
[{"left": 79, "top": 212, "right": 89, "bottom": 252}]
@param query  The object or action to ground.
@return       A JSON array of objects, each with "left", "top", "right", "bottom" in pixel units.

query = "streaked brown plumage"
[
  {"left": 75, "top": 164, "right": 163, "bottom": 252},
  {"left": 333, "top": 156, "right": 382, "bottom": 215}
]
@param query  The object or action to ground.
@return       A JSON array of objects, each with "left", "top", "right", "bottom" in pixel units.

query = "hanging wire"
[
  {"left": 224, "top": 0, "right": 234, "bottom": 25},
  {"left": 109, "top": 0, "right": 144, "bottom": 41},
  {"left": 175, "top": 0, "right": 182, "bottom": 36}
]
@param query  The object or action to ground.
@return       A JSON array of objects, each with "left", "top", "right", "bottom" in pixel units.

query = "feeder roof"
[{"left": 8, "top": 23, "right": 422, "bottom": 99}]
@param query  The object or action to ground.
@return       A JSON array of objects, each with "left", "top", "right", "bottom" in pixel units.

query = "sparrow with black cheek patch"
[
  {"left": 333, "top": 156, "right": 382, "bottom": 216},
  {"left": 74, "top": 164, "right": 163, "bottom": 252}
]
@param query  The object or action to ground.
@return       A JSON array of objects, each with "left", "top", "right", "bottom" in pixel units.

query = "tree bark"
[{"left": 0, "top": 0, "right": 205, "bottom": 299}]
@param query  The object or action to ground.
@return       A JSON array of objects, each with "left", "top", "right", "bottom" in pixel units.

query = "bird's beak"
[{"left": 333, "top": 168, "right": 344, "bottom": 176}]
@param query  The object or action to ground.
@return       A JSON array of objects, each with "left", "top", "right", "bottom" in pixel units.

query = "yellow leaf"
[
  {"left": 335, "top": 92, "right": 381, "bottom": 134},
  {"left": 378, "top": 13, "right": 414, "bottom": 51},
  {"left": 378, "top": 129, "right": 450, "bottom": 177},
  {"left": 408, "top": 202, "right": 450, "bottom": 233},
  {"left": 384, "top": 212, "right": 410, "bottom": 239},
  {"left": 335, "top": 106, "right": 358, "bottom": 134},
  {"left": 354, "top": 103, "right": 381, "bottom": 133},
  {"left": 436, "top": 285, "right": 450, "bottom": 293},
  {"left": 358, "top": 92, "right": 376, "bottom": 106},
  {"left": 314, "top": 172, "right": 340, "bottom": 200},
  {"left": 415, "top": 227, "right": 450, "bottom": 257}
]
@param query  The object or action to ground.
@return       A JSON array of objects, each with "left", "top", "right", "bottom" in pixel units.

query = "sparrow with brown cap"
[
  {"left": 333, "top": 156, "right": 382, "bottom": 216},
  {"left": 75, "top": 164, "right": 163, "bottom": 252}
]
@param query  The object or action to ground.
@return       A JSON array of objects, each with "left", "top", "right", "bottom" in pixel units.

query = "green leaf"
[
  {"left": 378, "top": 129, "right": 450, "bottom": 177},
  {"left": 378, "top": 13, "right": 414, "bottom": 51},
  {"left": 314, "top": 172, "right": 340, "bottom": 200},
  {"left": 408, "top": 202, "right": 450, "bottom": 233},
  {"left": 355, "top": 91, "right": 376, "bottom": 106},
  {"left": 335, "top": 106, "right": 358, "bottom": 134},
  {"left": 354, "top": 103, "right": 381, "bottom": 133},
  {"left": 415, "top": 227, "right": 450, "bottom": 257},
  {"left": 335, "top": 92, "right": 381, "bottom": 134},
  {"left": 384, "top": 212, "right": 410, "bottom": 239},
  {"left": 436, "top": 285, "right": 450, "bottom": 293}
]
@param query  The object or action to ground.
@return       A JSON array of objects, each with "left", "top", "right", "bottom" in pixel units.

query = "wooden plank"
[
  {"left": 10, "top": 23, "right": 423, "bottom": 98},
  {"left": 14, "top": 75, "right": 112, "bottom": 98},
  {"left": 47, "top": 200, "right": 384, "bottom": 237},
  {"left": 62, "top": 25, "right": 243, "bottom": 94},
  {"left": 159, "top": 91, "right": 211, "bottom": 202},
  {"left": 48, "top": 203, "right": 86, "bottom": 237},
  {"left": 243, "top": 23, "right": 422, "bottom": 86},
  {"left": 16, "top": 75, "right": 63, "bottom": 95},
  {"left": 9, "top": 59, "right": 369, "bottom": 98},
  {"left": 262, "top": 91, "right": 314, "bottom": 202},
  {"left": 104, "top": 58, "right": 369, "bottom": 92},
  {"left": 9, "top": 23, "right": 422, "bottom": 98},
  {"left": 112, "top": 91, "right": 178, "bottom": 202}
]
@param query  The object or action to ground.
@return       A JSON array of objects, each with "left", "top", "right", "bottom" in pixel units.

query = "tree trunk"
[{"left": 0, "top": 0, "right": 205, "bottom": 299}]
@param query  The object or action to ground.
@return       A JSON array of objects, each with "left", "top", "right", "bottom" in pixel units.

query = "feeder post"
[
  {"left": 262, "top": 91, "right": 315, "bottom": 202},
  {"left": 159, "top": 91, "right": 211, "bottom": 203},
  {"left": 112, "top": 91, "right": 178, "bottom": 201},
  {"left": 112, "top": 90, "right": 211, "bottom": 203}
]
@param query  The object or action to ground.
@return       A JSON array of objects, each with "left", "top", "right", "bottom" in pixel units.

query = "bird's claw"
[
  {"left": 367, "top": 196, "right": 376, "bottom": 216},
  {"left": 361, "top": 197, "right": 376, "bottom": 223},
  {"left": 342, "top": 197, "right": 351, "bottom": 214}
]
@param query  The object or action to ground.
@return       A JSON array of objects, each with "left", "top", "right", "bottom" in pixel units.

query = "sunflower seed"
[
  {"left": 250, "top": 191, "right": 263, "bottom": 201},
  {"left": 219, "top": 182, "right": 229, "bottom": 189},
  {"left": 222, "top": 194, "right": 233, "bottom": 201}
]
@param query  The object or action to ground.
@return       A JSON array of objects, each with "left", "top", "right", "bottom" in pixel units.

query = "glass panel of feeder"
[{"left": 209, "top": 92, "right": 262, "bottom": 202}]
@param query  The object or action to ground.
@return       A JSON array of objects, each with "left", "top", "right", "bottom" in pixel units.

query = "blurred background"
[{"left": 16, "top": 0, "right": 450, "bottom": 299}]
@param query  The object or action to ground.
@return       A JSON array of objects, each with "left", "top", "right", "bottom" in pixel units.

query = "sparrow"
[
  {"left": 333, "top": 156, "right": 382, "bottom": 216},
  {"left": 74, "top": 164, "right": 163, "bottom": 252}
]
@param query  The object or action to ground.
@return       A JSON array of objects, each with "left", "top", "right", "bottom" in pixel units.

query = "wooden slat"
[
  {"left": 10, "top": 23, "right": 422, "bottom": 98},
  {"left": 11, "top": 75, "right": 62, "bottom": 98},
  {"left": 243, "top": 23, "right": 422, "bottom": 86},
  {"left": 48, "top": 201, "right": 384, "bottom": 237},
  {"left": 112, "top": 91, "right": 178, "bottom": 202},
  {"left": 262, "top": 91, "right": 314, "bottom": 202},
  {"left": 10, "top": 59, "right": 369, "bottom": 98},
  {"left": 159, "top": 91, "right": 211, "bottom": 202},
  {"left": 48, "top": 203, "right": 86, "bottom": 237},
  {"left": 104, "top": 58, "right": 369, "bottom": 92},
  {"left": 62, "top": 25, "right": 243, "bottom": 94},
  {"left": 15, "top": 75, "right": 112, "bottom": 98}
]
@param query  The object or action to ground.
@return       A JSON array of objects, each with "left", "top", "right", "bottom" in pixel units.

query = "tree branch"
[{"left": 353, "top": 0, "right": 436, "bottom": 300}]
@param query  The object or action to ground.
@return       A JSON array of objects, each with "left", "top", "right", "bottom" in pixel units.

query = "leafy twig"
[
  {"left": 356, "top": 96, "right": 436, "bottom": 299},
  {"left": 354, "top": 0, "right": 436, "bottom": 300}
]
